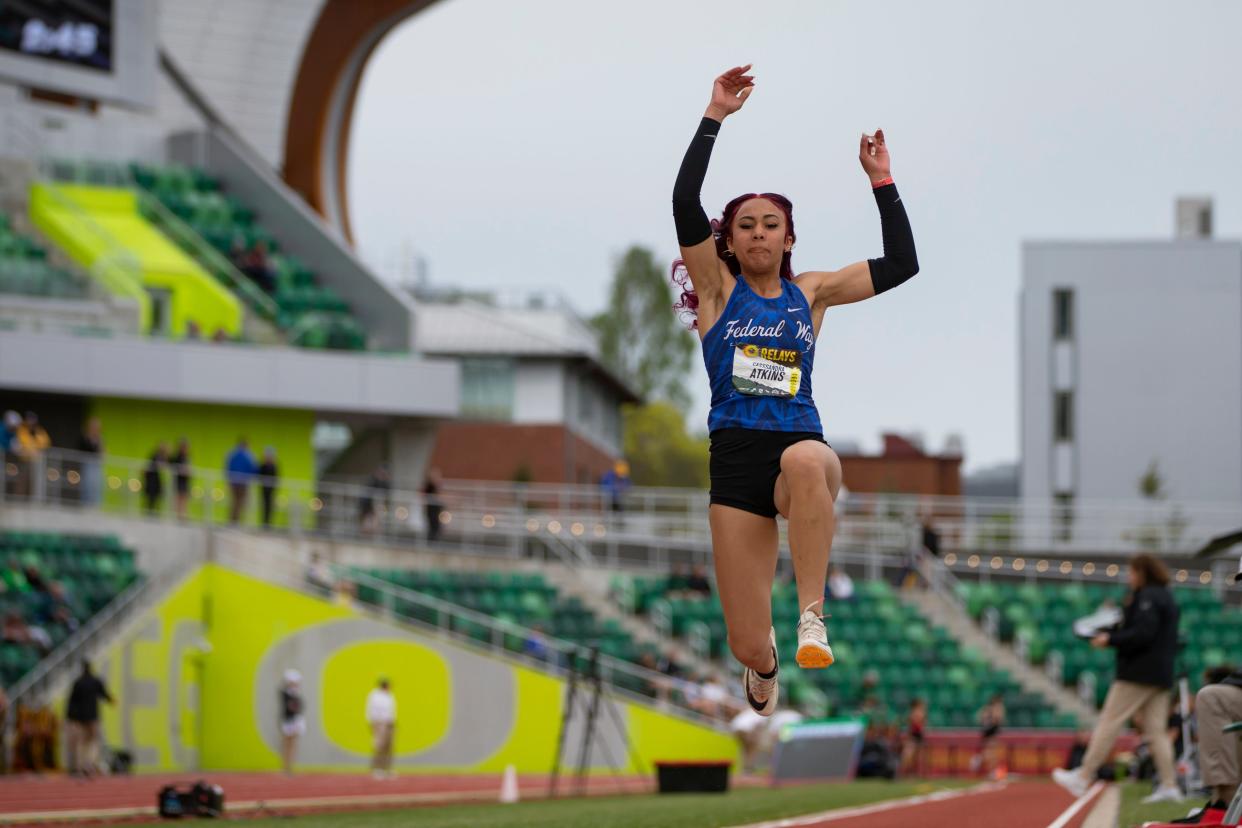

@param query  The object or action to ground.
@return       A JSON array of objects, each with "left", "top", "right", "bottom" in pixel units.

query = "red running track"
[
  {"left": 738, "top": 780, "right": 1105, "bottom": 828},
  {"left": 0, "top": 774, "right": 1105, "bottom": 828},
  {"left": 0, "top": 772, "right": 658, "bottom": 823}
]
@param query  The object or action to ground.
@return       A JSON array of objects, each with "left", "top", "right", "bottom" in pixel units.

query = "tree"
[
  {"left": 591, "top": 246, "right": 696, "bottom": 411},
  {"left": 1138, "top": 459, "right": 1166, "bottom": 500},
  {"left": 622, "top": 402, "right": 708, "bottom": 488}
]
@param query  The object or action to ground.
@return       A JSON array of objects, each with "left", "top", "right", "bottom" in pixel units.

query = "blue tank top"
[{"left": 701, "top": 275, "right": 822, "bottom": 434}]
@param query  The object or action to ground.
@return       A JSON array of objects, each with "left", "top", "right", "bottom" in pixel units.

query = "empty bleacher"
[{"left": 0, "top": 214, "right": 87, "bottom": 300}]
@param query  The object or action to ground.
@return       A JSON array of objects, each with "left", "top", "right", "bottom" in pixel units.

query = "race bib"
[{"left": 731, "top": 344, "right": 802, "bottom": 398}]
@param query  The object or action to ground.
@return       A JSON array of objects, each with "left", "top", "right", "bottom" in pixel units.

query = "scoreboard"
[
  {"left": 0, "top": 0, "right": 155, "bottom": 108},
  {"left": 0, "top": 1, "right": 114, "bottom": 72}
]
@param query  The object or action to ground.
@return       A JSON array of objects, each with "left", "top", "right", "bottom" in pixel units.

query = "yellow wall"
[
  {"left": 89, "top": 397, "right": 316, "bottom": 529},
  {"left": 90, "top": 565, "right": 738, "bottom": 774},
  {"left": 30, "top": 183, "right": 242, "bottom": 338}
]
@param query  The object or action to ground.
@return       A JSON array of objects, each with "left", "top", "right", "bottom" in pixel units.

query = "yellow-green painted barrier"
[
  {"left": 30, "top": 182, "right": 241, "bottom": 338},
  {"left": 88, "top": 565, "right": 738, "bottom": 774}
]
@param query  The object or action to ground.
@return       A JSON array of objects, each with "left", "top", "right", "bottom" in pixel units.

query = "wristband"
[{"left": 870, "top": 176, "right": 894, "bottom": 189}]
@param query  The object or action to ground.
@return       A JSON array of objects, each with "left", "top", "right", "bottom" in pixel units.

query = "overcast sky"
[{"left": 348, "top": 0, "right": 1242, "bottom": 472}]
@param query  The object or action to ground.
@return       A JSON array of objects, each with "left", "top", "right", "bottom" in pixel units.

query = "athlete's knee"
[
  {"left": 728, "top": 632, "right": 773, "bottom": 670},
  {"left": 780, "top": 448, "right": 827, "bottom": 490}
]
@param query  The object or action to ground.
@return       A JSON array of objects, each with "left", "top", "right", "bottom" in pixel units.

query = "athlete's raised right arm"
[{"left": 673, "top": 66, "right": 753, "bottom": 307}]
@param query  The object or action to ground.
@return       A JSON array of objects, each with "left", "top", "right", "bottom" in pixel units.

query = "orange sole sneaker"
[{"left": 795, "top": 642, "right": 835, "bottom": 668}]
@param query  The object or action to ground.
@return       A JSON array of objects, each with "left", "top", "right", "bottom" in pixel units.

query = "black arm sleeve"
[
  {"left": 671, "top": 117, "right": 721, "bottom": 247},
  {"left": 867, "top": 183, "right": 919, "bottom": 295}
]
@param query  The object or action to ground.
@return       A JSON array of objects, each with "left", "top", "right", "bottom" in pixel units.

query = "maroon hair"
[{"left": 671, "top": 193, "right": 796, "bottom": 329}]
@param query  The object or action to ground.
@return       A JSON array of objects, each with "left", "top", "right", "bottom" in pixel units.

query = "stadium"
[{"left": 1, "top": 2, "right": 1241, "bottom": 827}]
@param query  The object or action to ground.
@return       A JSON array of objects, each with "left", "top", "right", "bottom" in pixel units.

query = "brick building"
[{"left": 837, "top": 433, "right": 962, "bottom": 497}]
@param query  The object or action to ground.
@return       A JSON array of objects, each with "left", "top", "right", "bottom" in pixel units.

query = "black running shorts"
[{"left": 709, "top": 428, "right": 827, "bottom": 519}]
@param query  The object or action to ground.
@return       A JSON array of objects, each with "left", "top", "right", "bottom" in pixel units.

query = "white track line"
[
  {"left": 1045, "top": 781, "right": 1106, "bottom": 828},
  {"left": 727, "top": 781, "right": 1007, "bottom": 828}
]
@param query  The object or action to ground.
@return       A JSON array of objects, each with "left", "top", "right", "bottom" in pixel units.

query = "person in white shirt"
[
  {"left": 365, "top": 677, "right": 397, "bottom": 778},
  {"left": 827, "top": 566, "right": 854, "bottom": 602}
]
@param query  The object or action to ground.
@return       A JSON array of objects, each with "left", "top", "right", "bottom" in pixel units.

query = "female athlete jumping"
[{"left": 671, "top": 65, "right": 919, "bottom": 715}]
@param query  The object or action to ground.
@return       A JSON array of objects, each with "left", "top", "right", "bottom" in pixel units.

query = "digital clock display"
[{"left": 0, "top": 0, "right": 114, "bottom": 73}]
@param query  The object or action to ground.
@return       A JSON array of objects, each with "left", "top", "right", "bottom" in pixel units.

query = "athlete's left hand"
[
  {"left": 1090, "top": 632, "right": 1110, "bottom": 649},
  {"left": 859, "top": 129, "right": 891, "bottom": 184}
]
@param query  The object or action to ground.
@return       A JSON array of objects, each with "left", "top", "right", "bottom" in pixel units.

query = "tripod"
[{"left": 549, "top": 647, "right": 649, "bottom": 798}]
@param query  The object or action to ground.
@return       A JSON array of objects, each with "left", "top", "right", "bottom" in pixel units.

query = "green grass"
[
  {"left": 1118, "top": 781, "right": 1210, "bottom": 827},
  {"left": 123, "top": 779, "right": 968, "bottom": 828}
]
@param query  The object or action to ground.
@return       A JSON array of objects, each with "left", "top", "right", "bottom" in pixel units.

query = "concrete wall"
[
  {"left": 155, "top": 0, "right": 324, "bottom": 168},
  {"left": 0, "top": 331, "right": 459, "bottom": 418},
  {"left": 1021, "top": 241, "right": 1242, "bottom": 503},
  {"left": 0, "top": 502, "right": 207, "bottom": 575},
  {"left": 0, "top": 295, "right": 141, "bottom": 337}
]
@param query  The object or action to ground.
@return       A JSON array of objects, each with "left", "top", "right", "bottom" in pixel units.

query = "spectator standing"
[
  {"left": 826, "top": 566, "right": 855, "bottom": 602},
  {"left": 279, "top": 669, "right": 305, "bottom": 775},
  {"left": 1052, "top": 554, "right": 1182, "bottom": 803},
  {"left": 366, "top": 678, "right": 397, "bottom": 779},
  {"left": 359, "top": 465, "right": 391, "bottom": 535},
  {"left": 142, "top": 442, "right": 168, "bottom": 514},
  {"left": 13, "top": 411, "right": 50, "bottom": 497},
  {"left": 976, "top": 693, "right": 1006, "bottom": 779},
  {"left": 225, "top": 438, "right": 258, "bottom": 523},
  {"left": 65, "top": 661, "right": 112, "bottom": 776},
  {"left": 599, "top": 460, "right": 632, "bottom": 513},
  {"left": 76, "top": 417, "right": 103, "bottom": 507},
  {"left": 921, "top": 517, "right": 941, "bottom": 557},
  {"left": 422, "top": 468, "right": 443, "bottom": 542},
  {"left": 258, "top": 447, "right": 279, "bottom": 527},
  {"left": 1, "top": 409, "right": 18, "bottom": 454},
  {"left": 16, "top": 411, "right": 50, "bottom": 458},
  {"left": 169, "top": 438, "right": 191, "bottom": 520},
  {"left": 900, "top": 698, "right": 928, "bottom": 777}
]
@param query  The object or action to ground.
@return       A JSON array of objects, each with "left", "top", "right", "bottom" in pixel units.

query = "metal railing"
[
  {"left": 6, "top": 447, "right": 1239, "bottom": 578},
  {"left": 4, "top": 568, "right": 174, "bottom": 709},
  {"left": 425, "top": 477, "right": 1242, "bottom": 557},
  {"left": 134, "top": 186, "right": 281, "bottom": 323}
]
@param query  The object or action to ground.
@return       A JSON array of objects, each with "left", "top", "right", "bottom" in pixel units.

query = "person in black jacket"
[
  {"left": 66, "top": 660, "right": 112, "bottom": 776},
  {"left": 1053, "top": 554, "right": 1182, "bottom": 803}
]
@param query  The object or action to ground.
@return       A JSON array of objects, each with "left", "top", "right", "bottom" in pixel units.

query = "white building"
[
  {"left": 413, "top": 290, "right": 640, "bottom": 484},
  {"left": 1020, "top": 203, "right": 1242, "bottom": 509}
]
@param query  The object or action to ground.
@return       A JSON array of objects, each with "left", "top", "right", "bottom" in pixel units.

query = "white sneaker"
[
  {"left": 1051, "top": 767, "right": 1089, "bottom": 797},
  {"left": 742, "top": 627, "right": 779, "bottom": 717},
  {"left": 795, "top": 602, "right": 834, "bottom": 668},
  {"left": 1140, "top": 785, "right": 1184, "bottom": 804}
]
